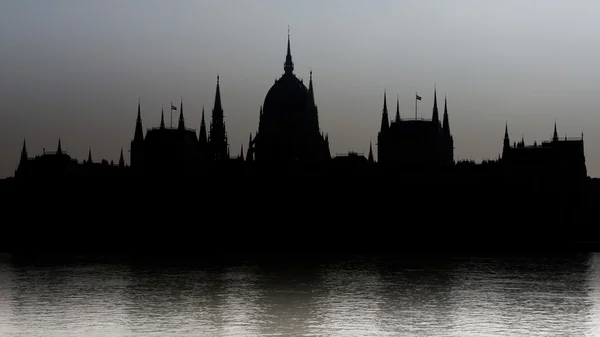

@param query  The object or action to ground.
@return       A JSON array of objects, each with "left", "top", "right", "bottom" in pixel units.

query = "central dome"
[
  {"left": 252, "top": 30, "right": 331, "bottom": 165},
  {"left": 263, "top": 73, "right": 309, "bottom": 117}
]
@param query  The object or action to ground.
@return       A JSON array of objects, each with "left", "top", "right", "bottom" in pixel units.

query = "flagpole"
[{"left": 415, "top": 92, "right": 417, "bottom": 120}]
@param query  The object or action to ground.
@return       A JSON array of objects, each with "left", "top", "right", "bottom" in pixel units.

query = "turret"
[
  {"left": 57, "top": 138, "right": 62, "bottom": 155},
  {"left": 208, "top": 75, "right": 228, "bottom": 161}
]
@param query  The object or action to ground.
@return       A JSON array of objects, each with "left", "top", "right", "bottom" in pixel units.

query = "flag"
[
  {"left": 416, "top": 94, "right": 422, "bottom": 101},
  {"left": 171, "top": 104, "right": 177, "bottom": 110}
]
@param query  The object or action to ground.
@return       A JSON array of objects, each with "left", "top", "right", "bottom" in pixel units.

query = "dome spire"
[{"left": 284, "top": 26, "right": 294, "bottom": 74}]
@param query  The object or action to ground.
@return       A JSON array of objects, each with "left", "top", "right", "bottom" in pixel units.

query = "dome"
[{"left": 262, "top": 72, "right": 310, "bottom": 117}]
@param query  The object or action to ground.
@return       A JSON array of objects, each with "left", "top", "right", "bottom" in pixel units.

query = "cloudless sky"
[{"left": 1, "top": 0, "right": 600, "bottom": 178}]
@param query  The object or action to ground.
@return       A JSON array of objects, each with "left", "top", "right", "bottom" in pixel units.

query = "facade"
[
  {"left": 129, "top": 77, "right": 227, "bottom": 176},
  {"left": 501, "top": 122, "right": 587, "bottom": 180},
  {"left": 249, "top": 32, "right": 331, "bottom": 168},
  {"left": 10, "top": 31, "right": 591, "bottom": 185},
  {"left": 377, "top": 88, "right": 454, "bottom": 168}
]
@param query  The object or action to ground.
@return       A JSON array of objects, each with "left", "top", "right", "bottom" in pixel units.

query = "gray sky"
[{"left": 2, "top": 0, "right": 600, "bottom": 178}]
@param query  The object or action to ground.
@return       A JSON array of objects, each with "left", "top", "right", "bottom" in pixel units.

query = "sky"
[{"left": 1, "top": 0, "right": 600, "bottom": 178}]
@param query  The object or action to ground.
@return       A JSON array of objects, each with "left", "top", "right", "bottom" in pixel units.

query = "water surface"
[{"left": 0, "top": 253, "right": 598, "bottom": 336}]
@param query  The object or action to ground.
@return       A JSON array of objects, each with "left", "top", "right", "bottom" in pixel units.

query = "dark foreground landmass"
[{"left": 1, "top": 175, "right": 600, "bottom": 253}]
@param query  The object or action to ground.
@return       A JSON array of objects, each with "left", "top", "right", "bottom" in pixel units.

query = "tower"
[{"left": 208, "top": 75, "right": 228, "bottom": 161}]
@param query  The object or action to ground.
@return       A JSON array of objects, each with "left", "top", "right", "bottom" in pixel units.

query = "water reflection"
[{"left": 0, "top": 253, "right": 598, "bottom": 336}]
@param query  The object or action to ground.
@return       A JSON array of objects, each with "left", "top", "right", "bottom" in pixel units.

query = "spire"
[
  {"left": 442, "top": 94, "right": 450, "bottom": 138},
  {"left": 503, "top": 122, "right": 510, "bottom": 159},
  {"left": 284, "top": 26, "right": 294, "bottom": 74},
  {"left": 213, "top": 75, "right": 223, "bottom": 114},
  {"left": 432, "top": 85, "right": 440, "bottom": 126},
  {"left": 160, "top": 105, "right": 165, "bottom": 129},
  {"left": 199, "top": 106, "right": 207, "bottom": 145},
  {"left": 240, "top": 144, "right": 244, "bottom": 161},
  {"left": 395, "top": 95, "right": 400, "bottom": 122},
  {"left": 20, "top": 139, "right": 27, "bottom": 163},
  {"left": 178, "top": 98, "right": 185, "bottom": 130},
  {"left": 368, "top": 141, "right": 374, "bottom": 164},
  {"left": 88, "top": 147, "right": 93, "bottom": 164},
  {"left": 380, "top": 90, "right": 390, "bottom": 132},
  {"left": 134, "top": 100, "right": 144, "bottom": 141},
  {"left": 57, "top": 138, "right": 62, "bottom": 155},
  {"left": 119, "top": 147, "right": 125, "bottom": 168},
  {"left": 553, "top": 120, "right": 558, "bottom": 142}
]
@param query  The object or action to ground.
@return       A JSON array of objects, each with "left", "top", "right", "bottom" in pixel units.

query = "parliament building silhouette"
[{"left": 12, "top": 32, "right": 588, "bottom": 185}]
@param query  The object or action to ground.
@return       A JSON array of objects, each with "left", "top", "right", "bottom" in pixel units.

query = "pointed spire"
[
  {"left": 284, "top": 26, "right": 294, "bottom": 74},
  {"left": 308, "top": 70, "right": 315, "bottom": 105},
  {"left": 57, "top": 138, "right": 62, "bottom": 155},
  {"left": 432, "top": 84, "right": 439, "bottom": 126},
  {"left": 160, "top": 105, "right": 165, "bottom": 129},
  {"left": 240, "top": 144, "right": 244, "bottom": 161},
  {"left": 502, "top": 122, "right": 510, "bottom": 159},
  {"left": 213, "top": 75, "right": 223, "bottom": 114},
  {"left": 442, "top": 94, "right": 450, "bottom": 138},
  {"left": 199, "top": 106, "right": 207, "bottom": 145},
  {"left": 368, "top": 141, "right": 374, "bottom": 164},
  {"left": 553, "top": 120, "right": 558, "bottom": 141},
  {"left": 383, "top": 89, "right": 388, "bottom": 112},
  {"left": 119, "top": 147, "right": 125, "bottom": 168},
  {"left": 178, "top": 98, "right": 185, "bottom": 130},
  {"left": 380, "top": 90, "right": 390, "bottom": 132},
  {"left": 88, "top": 147, "right": 93, "bottom": 164},
  {"left": 395, "top": 95, "right": 400, "bottom": 122},
  {"left": 134, "top": 100, "right": 144, "bottom": 141},
  {"left": 20, "top": 138, "right": 28, "bottom": 163}
]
